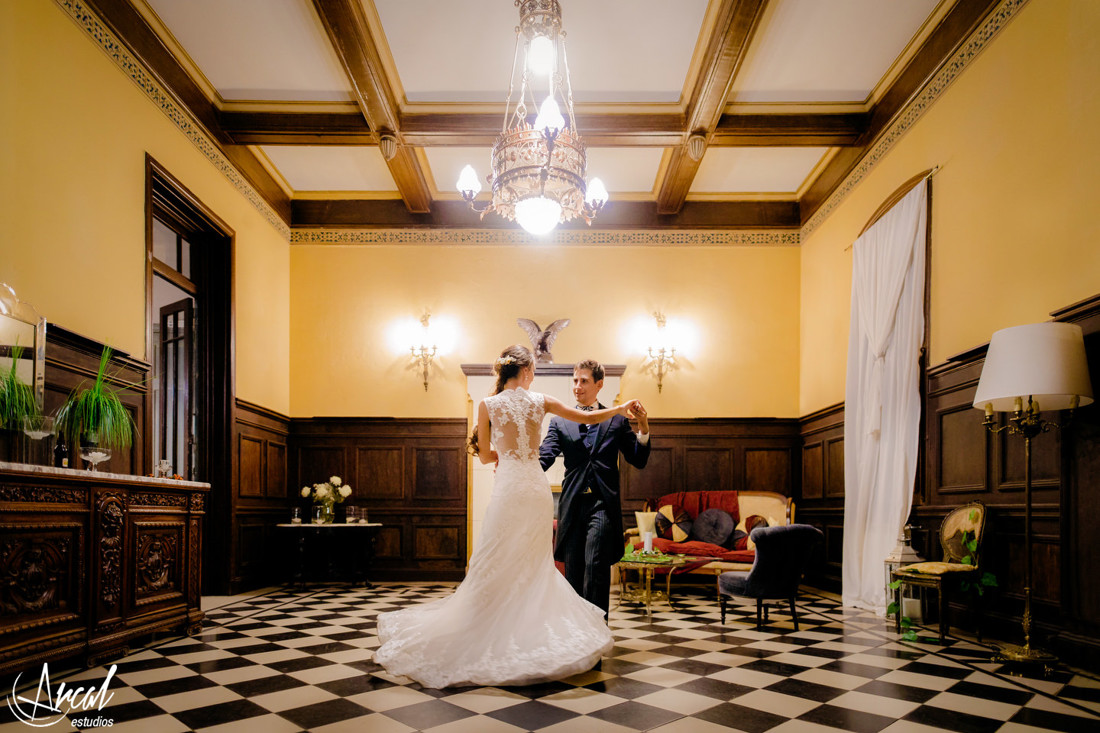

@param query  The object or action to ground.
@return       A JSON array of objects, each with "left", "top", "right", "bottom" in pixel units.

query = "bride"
[{"left": 373, "top": 345, "right": 643, "bottom": 688}]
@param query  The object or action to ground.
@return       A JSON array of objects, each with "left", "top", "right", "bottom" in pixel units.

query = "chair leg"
[
  {"left": 756, "top": 598, "right": 763, "bottom": 630},
  {"left": 938, "top": 586, "right": 948, "bottom": 644},
  {"left": 790, "top": 597, "right": 799, "bottom": 631},
  {"left": 720, "top": 595, "right": 726, "bottom": 625}
]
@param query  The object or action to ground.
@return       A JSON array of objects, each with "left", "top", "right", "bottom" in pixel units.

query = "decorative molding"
[
  {"left": 54, "top": 0, "right": 291, "bottom": 240},
  {"left": 96, "top": 492, "right": 125, "bottom": 611},
  {"left": 801, "top": 0, "right": 1030, "bottom": 238},
  {"left": 291, "top": 228, "right": 800, "bottom": 247},
  {"left": 0, "top": 486, "right": 86, "bottom": 504},
  {"left": 130, "top": 492, "right": 188, "bottom": 508}
]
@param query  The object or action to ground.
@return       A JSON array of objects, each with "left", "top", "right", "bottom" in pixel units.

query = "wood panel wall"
[
  {"left": 796, "top": 294, "right": 1100, "bottom": 670},
  {"left": 621, "top": 418, "right": 800, "bottom": 531},
  {"left": 288, "top": 418, "right": 468, "bottom": 582},
  {"left": 44, "top": 324, "right": 150, "bottom": 477}
]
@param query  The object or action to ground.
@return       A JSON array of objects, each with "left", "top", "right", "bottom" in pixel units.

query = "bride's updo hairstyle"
[
  {"left": 468, "top": 345, "right": 535, "bottom": 456},
  {"left": 491, "top": 344, "right": 534, "bottom": 396}
]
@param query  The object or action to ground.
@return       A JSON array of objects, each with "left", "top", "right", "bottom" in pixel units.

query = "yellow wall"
[
  {"left": 0, "top": 0, "right": 290, "bottom": 413},
  {"left": 290, "top": 245, "right": 801, "bottom": 418},
  {"left": 799, "top": 0, "right": 1100, "bottom": 415}
]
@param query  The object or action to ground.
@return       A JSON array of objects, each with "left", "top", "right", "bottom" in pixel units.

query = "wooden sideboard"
[{"left": 0, "top": 462, "right": 208, "bottom": 674}]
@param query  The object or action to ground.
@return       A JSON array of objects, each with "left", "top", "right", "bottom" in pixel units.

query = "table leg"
[
  {"left": 293, "top": 532, "right": 306, "bottom": 589},
  {"left": 361, "top": 529, "right": 376, "bottom": 589},
  {"left": 644, "top": 567, "right": 653, "bottom": 622}
]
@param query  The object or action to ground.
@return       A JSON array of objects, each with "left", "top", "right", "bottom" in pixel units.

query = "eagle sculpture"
[{"left": 517, "top": 318, "right": 570, "bottom": 363}]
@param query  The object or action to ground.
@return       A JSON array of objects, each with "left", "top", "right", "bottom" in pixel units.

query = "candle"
[
  {"left": 984, "top": 403, "right": 993, "bottom": 418},
  {"left": 643, "top": 531, "right": 653, "bottom": 553}
]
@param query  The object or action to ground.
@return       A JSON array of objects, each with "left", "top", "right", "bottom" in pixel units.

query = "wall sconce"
[
  {"left": 646, "top": 311, "right": 677, "bottom": 393},
  {"left": 410, "top": 312, "right": 437, "bottom": 391}
]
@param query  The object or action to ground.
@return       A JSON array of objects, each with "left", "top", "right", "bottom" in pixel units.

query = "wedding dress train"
[{"left": 373, "top": 388, "right": 613, "bottom": 688}]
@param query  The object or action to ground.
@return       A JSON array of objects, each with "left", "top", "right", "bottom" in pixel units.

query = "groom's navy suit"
[{"left": 540, "top": 405, "right": 650, "bottom": 617}]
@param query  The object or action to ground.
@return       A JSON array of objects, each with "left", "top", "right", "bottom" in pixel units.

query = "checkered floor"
[{"left": 3, "top": 584, "right": 1099, "bottom": 732}]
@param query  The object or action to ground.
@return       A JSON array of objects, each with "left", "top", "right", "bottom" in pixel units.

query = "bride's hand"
[{"left": 621, "top": 399, "right": 643, "bottom": 417}]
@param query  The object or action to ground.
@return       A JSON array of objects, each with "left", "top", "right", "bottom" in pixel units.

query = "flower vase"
[{"left": 318, "top": 501, "right": 335, "bottom": 524}]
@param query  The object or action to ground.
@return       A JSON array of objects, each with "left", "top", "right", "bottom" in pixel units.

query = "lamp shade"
[{"left": 973, "top": 322, "right": 1094, "bottom": 412}]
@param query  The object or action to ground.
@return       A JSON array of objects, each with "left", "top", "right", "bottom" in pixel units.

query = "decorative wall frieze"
[
  {"left": 290, "top": 228, "right": 800, "bottom": 248},
  {"left": 801, "top": 0, "right": 1030, "bottom": 238},
  {"left": 54, "top": 0, "right": 290, "bottom": 240}
]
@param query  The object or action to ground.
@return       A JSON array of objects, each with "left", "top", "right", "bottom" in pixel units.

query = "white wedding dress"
[{"left": 373, "top": 387, "right": 613, "bottom": 688}]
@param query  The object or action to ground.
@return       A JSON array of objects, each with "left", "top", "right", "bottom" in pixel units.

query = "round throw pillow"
[
  {"left": 691, "top": 508, "right": 734, "bottom": 546},
  {"left": 655, "top": 504, "right": 692, "bottom": 542}
]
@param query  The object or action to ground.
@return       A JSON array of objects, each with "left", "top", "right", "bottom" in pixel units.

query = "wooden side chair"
[{"left": 892, "top": 502, "right": 988, "bottom": 643}]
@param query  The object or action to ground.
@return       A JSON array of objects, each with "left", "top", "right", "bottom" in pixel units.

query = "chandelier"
[{"left": 456, "top": 0, "right": 607, "bottom": 236}]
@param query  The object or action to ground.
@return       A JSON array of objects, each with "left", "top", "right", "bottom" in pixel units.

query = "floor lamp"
[{"left": 972, "top": 322, "right": 1093, "bottom": 669}]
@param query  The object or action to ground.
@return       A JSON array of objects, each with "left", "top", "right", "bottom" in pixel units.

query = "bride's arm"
[
  {"left": 476, "top": 400, "right": 498, "bottom": 464},
  {"left": 544, "top": 394, "right": 641, "bottom": 424}
]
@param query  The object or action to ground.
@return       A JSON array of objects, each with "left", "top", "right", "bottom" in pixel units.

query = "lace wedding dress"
[{"left": 373, "top": 387, "right": 613, "bottom": 688}]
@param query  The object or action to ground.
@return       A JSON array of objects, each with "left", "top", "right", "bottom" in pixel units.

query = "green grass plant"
[
  {"left": 56, "top": 346, "right": 135, "bottom": 450},
  {"left": 0, "top": 343, "right": 41, "bottom": 428}
]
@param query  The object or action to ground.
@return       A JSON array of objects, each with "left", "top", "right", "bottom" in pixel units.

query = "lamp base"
[{"left": 993, "top": 642, "right": 1057, "bottom": 674}]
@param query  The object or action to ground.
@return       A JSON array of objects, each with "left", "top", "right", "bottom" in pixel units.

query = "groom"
[{"left": 540, "top": 359, "right": 651, "bottom": 619}]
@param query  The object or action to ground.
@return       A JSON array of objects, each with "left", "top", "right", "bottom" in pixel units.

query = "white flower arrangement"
[{"left": 301, "top": 476, "right": 353, "bottom": 504}]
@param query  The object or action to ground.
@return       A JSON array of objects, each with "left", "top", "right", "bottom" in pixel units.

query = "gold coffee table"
[{"left": 615, "top": 554, "right": 709, "bottom": 621}]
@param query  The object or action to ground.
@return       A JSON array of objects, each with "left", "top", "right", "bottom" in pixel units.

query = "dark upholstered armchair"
[{"left": 718, "top": 524, "right": 823, "bottom": 631}]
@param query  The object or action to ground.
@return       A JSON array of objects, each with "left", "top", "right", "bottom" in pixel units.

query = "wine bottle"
[{"left": 54, "top": 437, "right": 69, "bottom": 468}]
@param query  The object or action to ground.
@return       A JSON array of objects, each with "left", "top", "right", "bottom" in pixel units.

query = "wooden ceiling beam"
[
  {"left": 712, "top": 112, "right": 869, "bottom": 146},
  {"left": 219, "top": 111, "right": 373, "bottom": 145},
  {"left": 81, "top": 0, "right": 291, "bottom": 225},
  {"left": 292, "top": 199, "right": 800, "bottom": 230},
  {"left": 310, "top": 0, "right": 432, "bottom": 213},
  {"left": 655, "top": 0, "right": 769, "bottom": 215}
]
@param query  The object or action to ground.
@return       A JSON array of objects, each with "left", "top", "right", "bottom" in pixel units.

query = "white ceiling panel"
[
  {"left": 423, "top": 148, "right": 493, "bottom": 195},
  {"left": 261, "top": 146, "right": 396, "bottom": 192},
  {"left": 371, "top": 0, "right": 708, "bottom": 104},
  {"left": 691, "top": 147, "right": 829, "bottom": 194},
  {"left": 145, "top": 0, "right": 353, "bottom": 102},
  {"left": 585, "top": 148, "right": 664, "bottom": 193},
  {"left": 731, "top": 0, "right": 941, "bottom": 103}
]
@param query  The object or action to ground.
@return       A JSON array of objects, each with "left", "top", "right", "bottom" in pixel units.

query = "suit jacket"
[{"left": 540, "top": 404, "right": 651, "bottom": 562}]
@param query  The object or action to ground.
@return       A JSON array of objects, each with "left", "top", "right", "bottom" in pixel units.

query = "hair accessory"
[{"left": 496, "top": 355, "right": 517, "bottom": 367}]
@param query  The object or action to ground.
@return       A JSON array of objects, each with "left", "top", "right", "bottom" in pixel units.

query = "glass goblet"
[{"left": 80, "top": 447, "right": 112, "bottom": 472}]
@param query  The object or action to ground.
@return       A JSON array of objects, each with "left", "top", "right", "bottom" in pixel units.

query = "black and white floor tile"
[{"left": 3, "top": 584, "right": 1098, "bottom": 732}]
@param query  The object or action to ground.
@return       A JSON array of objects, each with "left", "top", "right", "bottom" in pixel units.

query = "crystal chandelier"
[{"left": 456, "top": 0, "right": 607, "bottom": 236}]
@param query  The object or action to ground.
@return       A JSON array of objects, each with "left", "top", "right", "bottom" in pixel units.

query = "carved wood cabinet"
[{"left": 0, "top": 462, "right": 208, "bottom": 674}]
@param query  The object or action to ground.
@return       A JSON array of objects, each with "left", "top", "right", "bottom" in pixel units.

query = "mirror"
[{"left": 0, "top": 283, "right": 46, "bottom": 411}]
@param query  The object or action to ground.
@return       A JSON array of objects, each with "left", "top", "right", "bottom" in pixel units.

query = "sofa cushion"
[
  {"left": 656, "top": 491, "right": 740, "bottom": 524},
  {"left": 723, "top": 529, "right": 749, "bottom": 551},
  {"left": 655, "top": 504, "right": 692, "bottom": 542},
  {"left": 691, "top": 508, "right": 735, "bottom": 546},
  {"left": 634, "top": 537, "right": 754, "bottom": 564}
]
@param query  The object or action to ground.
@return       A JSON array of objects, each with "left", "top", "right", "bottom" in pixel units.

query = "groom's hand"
[{"left": 631, "top": 401, "right": 649, "bottom": 435}]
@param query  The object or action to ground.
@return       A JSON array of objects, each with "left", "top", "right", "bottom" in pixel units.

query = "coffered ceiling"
[{"left": 95, "top": 0, "right": 999, "bottom": 230}]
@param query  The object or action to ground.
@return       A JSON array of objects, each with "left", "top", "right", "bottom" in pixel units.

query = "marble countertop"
[{"left": 0, "top": 461, "right": 211, "bottom": 488}]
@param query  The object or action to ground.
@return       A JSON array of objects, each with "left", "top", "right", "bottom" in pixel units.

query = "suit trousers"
[{"left": 561, "top": 490, "right": 612, "bottom": 620}]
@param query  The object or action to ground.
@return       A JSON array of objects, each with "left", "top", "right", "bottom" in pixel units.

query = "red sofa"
[{"left": 627, "top": 490, "right": 795, "bottom": 576}]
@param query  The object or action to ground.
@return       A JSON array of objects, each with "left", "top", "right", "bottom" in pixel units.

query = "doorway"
[{"left": 146, "top": 155, "right": 234, "bottom": 594}]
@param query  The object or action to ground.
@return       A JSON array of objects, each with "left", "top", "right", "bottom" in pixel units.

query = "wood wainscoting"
[
  {"left": 621, "top": 417, "right": 801, "bottom": 533},
  {"left": 797, "top": 404, "right": 845, "bottom": 592},
  {"left": 289, "top": 417, "right": 469, "bottom": 583},
  {"left": 796, "top": 293, "right": 1100, "bottom": 671}
]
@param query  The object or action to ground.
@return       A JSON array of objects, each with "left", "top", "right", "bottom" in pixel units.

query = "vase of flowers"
[{"left": 301, "top": 475, "right": 352, "bottom": 524}]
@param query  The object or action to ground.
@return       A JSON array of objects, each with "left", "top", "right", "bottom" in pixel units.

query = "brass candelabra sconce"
[
  {"left": 410, "top": 312, "right": 438, "bottom": 392},
  {"left": 646, "top": 312, "right": 677, "bottom": 393}
]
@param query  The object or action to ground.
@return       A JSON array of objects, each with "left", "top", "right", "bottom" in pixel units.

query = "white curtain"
[{"left": 842, "top": 180, "right": 927, "bottom": 614}]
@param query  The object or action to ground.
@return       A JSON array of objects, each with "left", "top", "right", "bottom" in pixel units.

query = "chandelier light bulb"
[
  {"left": 585, "top": 177, "right": 608, "bottom": 207},
  {"left": 456, "top": 164, "right": 482, "bottom": 196},
  {"left": 534, "top": 97, "right": 565, "bottom": 135},
  {"left": 527, "top": 35, "right": 556, "bottom": 76},
  {"left": 515, "top": 197, "right": 562, "bottom": 236}
]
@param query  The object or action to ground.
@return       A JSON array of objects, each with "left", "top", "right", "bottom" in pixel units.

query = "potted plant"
[
  {"left": 0, "top": 343, "right": 40, "bottom": 428},
  {"left": 56, "top": 346, "right": 135, "bottom": 465},
  {"left": 0, "top": 343, "right": 42, "bottom": 461}
]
